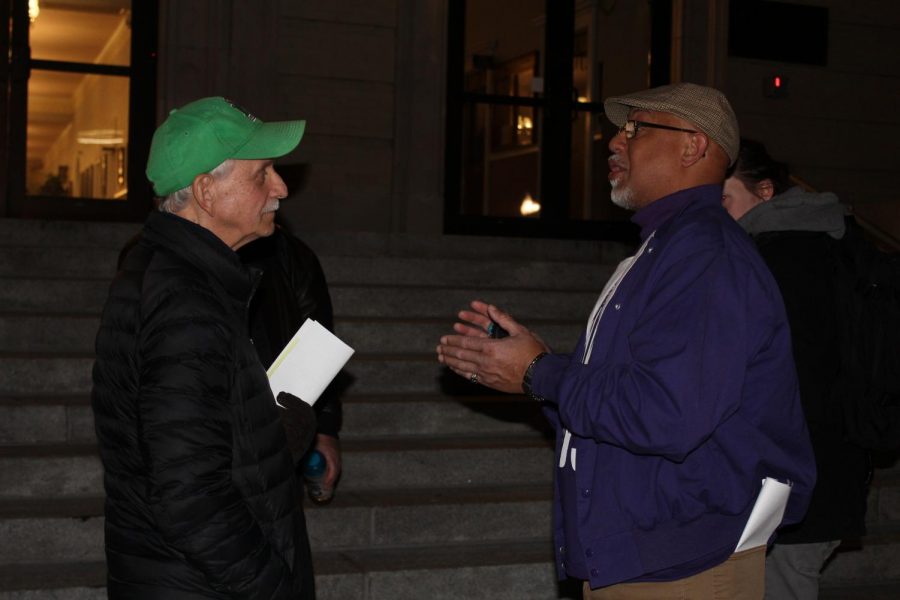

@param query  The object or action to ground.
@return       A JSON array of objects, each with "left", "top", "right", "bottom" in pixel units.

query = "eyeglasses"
[{"left": 619, "top": 120, "right": 698, "bottom": 140}]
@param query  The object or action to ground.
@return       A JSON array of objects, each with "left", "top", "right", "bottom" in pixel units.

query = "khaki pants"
[{"left": 583, "top": 546, "right": 765, "bottom": 600}]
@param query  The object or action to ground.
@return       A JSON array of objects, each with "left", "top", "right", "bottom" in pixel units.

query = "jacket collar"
[
  {"left": 143, "top": 211, "right": 258, "bottom": 305},
  {"left": 631, "top": 184, "right": 724, "bottom": 242}
]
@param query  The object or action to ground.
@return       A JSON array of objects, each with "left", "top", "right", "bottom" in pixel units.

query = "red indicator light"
[{"left": 774, "top": 76, "right": 782, "bottom": 88}]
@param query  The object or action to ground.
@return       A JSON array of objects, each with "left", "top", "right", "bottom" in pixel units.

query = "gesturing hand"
[{"left": 436, "top": 300, "right": 549, "bottom": 394}]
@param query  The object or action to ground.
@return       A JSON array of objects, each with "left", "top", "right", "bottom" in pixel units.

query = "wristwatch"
[{"left": 522, "top": 352, "right": 548, "bottom": 401}]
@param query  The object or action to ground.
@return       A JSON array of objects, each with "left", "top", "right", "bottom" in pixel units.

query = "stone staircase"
[{"left": 0, "top": 218, "right": 897, "bottom": 600}]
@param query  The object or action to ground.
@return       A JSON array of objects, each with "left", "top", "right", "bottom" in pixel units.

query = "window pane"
[
  {"left": 27, "top": 70, "right": 130, "bottom": 200},
  {"left": 567, "top": 3, "right": 653, "bottom": 221},
  {"left": 577, "top": 1, "right": 654, "bottom": 103},
  {"left": 462, "top": 102, "right": 541, "bottom": 218},
  {"left": 29, "top": 1, "right": 132, "bottom": 66},
  {"left": 569, "top": 110, "right": 630, "bottom": 222},
  {"left": 464, "top": 0, "right": 545, "bottom": 96}
]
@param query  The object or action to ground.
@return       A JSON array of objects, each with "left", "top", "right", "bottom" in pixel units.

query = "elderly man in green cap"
[
  {"left": 437, "top": 83, "right": 816, "bottom": 599},
  {"left": 92, "top": 97, "right": 316, "bottom": 599}
]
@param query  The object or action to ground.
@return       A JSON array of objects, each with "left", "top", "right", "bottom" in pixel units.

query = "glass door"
[{"left": 445, "top": 0, "right": 673, "bottom": 240}]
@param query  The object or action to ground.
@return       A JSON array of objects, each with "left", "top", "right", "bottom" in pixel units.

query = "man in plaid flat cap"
[{"left": 438, "top": 83, "right": 816, "bottom": 599}]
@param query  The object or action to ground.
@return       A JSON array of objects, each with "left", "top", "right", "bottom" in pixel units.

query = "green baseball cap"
[{"left": 146, "top": 96, "right": 306, "bottom": 196}]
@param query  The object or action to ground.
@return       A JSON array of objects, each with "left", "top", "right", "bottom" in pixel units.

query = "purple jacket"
[{"left": 531, "top": 185, "right": 815, "bottom": 589}]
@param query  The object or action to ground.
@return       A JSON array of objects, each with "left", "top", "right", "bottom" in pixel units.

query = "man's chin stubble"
[{"left": 610, "top": 185, "right": 636, "bottom": 210}]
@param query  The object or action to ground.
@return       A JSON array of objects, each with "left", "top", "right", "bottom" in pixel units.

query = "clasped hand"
[{"left": 436, "top": 300, "right": 549, "bottom": 394}]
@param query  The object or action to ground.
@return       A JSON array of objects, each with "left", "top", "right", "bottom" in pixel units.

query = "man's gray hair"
[{"left": 157, "top": 159, "right": 235, "bottom": 213}]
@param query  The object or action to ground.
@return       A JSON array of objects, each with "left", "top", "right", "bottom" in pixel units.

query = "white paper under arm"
[
  {"left": 734, "top": 477, "right": 792, "bottom": 552},
  {"left": 266, "top": 318, "right": 355, "bottom": 406}
]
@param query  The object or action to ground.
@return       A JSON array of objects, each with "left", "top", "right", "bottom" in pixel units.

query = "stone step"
[
  {"left": 0, "top": 315, "right": 100, "bottom": 354},
  {"left": 341, "top": 395, "right": 550, "bottom": 439},
  {"left": 820, "top": 525, "right": 900, "bottom": 586},
  {"left": 4, "top": 442, "right": 896, "bottom": 531},
  {"left": 819, "top": 582, "right": 900, "bottom": 600},
  {"left": 332, "top": 285, "right": 600, "bottom": 322},
  {"left": 0, "top": 396, "right": 95, "bottom": 445},
  {"left": 0, "top": 219, "right": 631, "bottom": 265},
  {"left": 2, "top": 571, "right": 895, "bottom": 600},
  {"left": 0, "top": 353, "right": 465, "bottom": 396},
  {"left": 0, "top": 485, "right": 553, "bottom": 563},
  {"left": 321, "top": 256, "right": 612, "bottom": 290},
  {"left": 0, "top": 313, "right": 583, "bottom": 357},
  {"left": 0, "top": 561, "right": 108, "bottom": 600},
  {"left": 0, "top": 276, "right": 603, "bottom": 326},
  {"left": 337, "top": 318, "right": 581, "bottom": 356},
  {"left": 0, "top": 220, "right": 139, "bottom": 248},
  {"left": 0, "top": 247, "right": 120, "bottom": 279},
  {"left": 0, "top": 541, "right": 579, "bottom": 600},
  {"left": 2, "top": 539, "right": 899, "bottom": 600},
  {"left": 0, "top": 393, "right": 549, "bottom": 445},
  {"left": 0, "top": 355, "right": 95, "bottom": 396},
  {"left": 0, "top": 278, "right": 111, "bottom": 313},
  {"left": 0, "top": 245, "right": 613, "bottom": 290},
  {"left": 869, "top": 468, "right": 900, "bottom": 523},
  {"left": 0, "top": 439, "right": 554, "bottom": 499}
]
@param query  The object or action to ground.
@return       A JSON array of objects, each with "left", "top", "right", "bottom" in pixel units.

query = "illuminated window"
[
  {"left": 27, "top": 2, "right": 132, "bottom": 200},
  {"left": 4, "top": 0, "right": 157, "bottom": 218}
]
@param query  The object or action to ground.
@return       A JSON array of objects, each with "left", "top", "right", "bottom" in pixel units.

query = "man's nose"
[
  {"left": 608, "top": 129, "right": 626, "bottom": 153},
  {"left": 270, "top": 169, "right": 288, "bottom": 197}
]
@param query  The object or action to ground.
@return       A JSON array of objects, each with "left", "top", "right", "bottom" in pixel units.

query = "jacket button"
[
  {"left": 559, "top": 546, "right": 566, "bottom": 555},
  {"left": 614, "top": 303, "right": 621, "bottom": 310},
  {"left": 648, "top": 247, "right": 654, "bottom": 254},
  {"left": 585, "top": 548, "right": 593, "bottom": 558},
  {"left": 590, "top": 568, "right": 598, "bottom": 577},
  {"left": 581, "top": 488, "right": 591, "bottom": 498}
]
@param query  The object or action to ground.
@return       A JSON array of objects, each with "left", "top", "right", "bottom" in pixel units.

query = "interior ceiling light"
[
  {"left": 77, "top": 129, "right": 125, "bottom": 145},
  {"left": 29, "top": 0, "right": 39, "bottom": 23}
]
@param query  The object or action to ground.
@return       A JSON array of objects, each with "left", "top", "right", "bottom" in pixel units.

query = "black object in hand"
[
  {"left": 487, "top": 320, "right": 509, "bottom": 339},
  {"left": 277, "top": 392, "right": 317, "bottom": 461}
]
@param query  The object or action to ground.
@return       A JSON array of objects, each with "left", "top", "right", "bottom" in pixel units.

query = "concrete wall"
[
  {"left": 157, "top": 0, "right": 900, "bottom": 238},
  {"left": 725, "top": 0, "right": 900, "bottom": 206},
  {"left": 158, "top": 0, "right": 446, "bottom": 236}
]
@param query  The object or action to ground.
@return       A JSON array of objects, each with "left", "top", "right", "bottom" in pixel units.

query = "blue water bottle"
[{"left": 302, "top": 449, "right": 333, "bottom": 504}]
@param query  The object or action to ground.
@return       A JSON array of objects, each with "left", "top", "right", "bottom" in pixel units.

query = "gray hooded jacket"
[{"left": 738, "top": 186, "right": 846, "bottom": 238}]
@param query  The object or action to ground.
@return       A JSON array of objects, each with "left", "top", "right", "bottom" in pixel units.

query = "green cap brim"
[{"left": 233, "top": 119, "right": 306, "bottom": 160}]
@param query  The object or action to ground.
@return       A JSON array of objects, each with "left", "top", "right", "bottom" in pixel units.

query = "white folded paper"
[
  {"left": 734, "top": 477, "right": 792, "bottom": 552},
  {"left": 267, "top": 318, "right": 354, "bottom": 407}
]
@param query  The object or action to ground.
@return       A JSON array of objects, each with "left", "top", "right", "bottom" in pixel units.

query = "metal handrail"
[
  {"left": 789, "top": 175, "right": 900, "bottom": 253},
  {"left": 852, "top": 212, "right": 900, "bottom": 253}
]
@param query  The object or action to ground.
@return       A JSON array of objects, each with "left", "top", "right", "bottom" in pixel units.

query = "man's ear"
[
  {"left": 191, "top": 173, "right": 216, "bottom": 217},
  {"left": 682, "top": 132, "right": 710, "bottom": 167},
  {"left": 755, "top": 179, "right": 775, "bottom": 201}
]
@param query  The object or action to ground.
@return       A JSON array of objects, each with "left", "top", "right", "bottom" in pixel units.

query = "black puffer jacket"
[
  {"left": 239, "top": 228, "right": 341, "bottom": 438},
  {"left": 92, "top": 212, "right": 314, "bottom": 599}
]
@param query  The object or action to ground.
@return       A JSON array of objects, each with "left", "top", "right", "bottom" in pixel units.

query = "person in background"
[
  {"left": 437, "top": 83, "right": 816, "bottom": 599},
  {"left": 93, "top": 96, "right": 316, "bottom": 599},
  {"left": 723, "top": 138, "right": 869, "bottom": 600},
  {"left": 239, "top": 226, "right": 343, "bottom": 498}
]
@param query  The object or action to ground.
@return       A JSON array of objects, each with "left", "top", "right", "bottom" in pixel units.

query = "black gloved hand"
[{"left": 277, "top": 392, "right": 317, "bottom": 462}]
